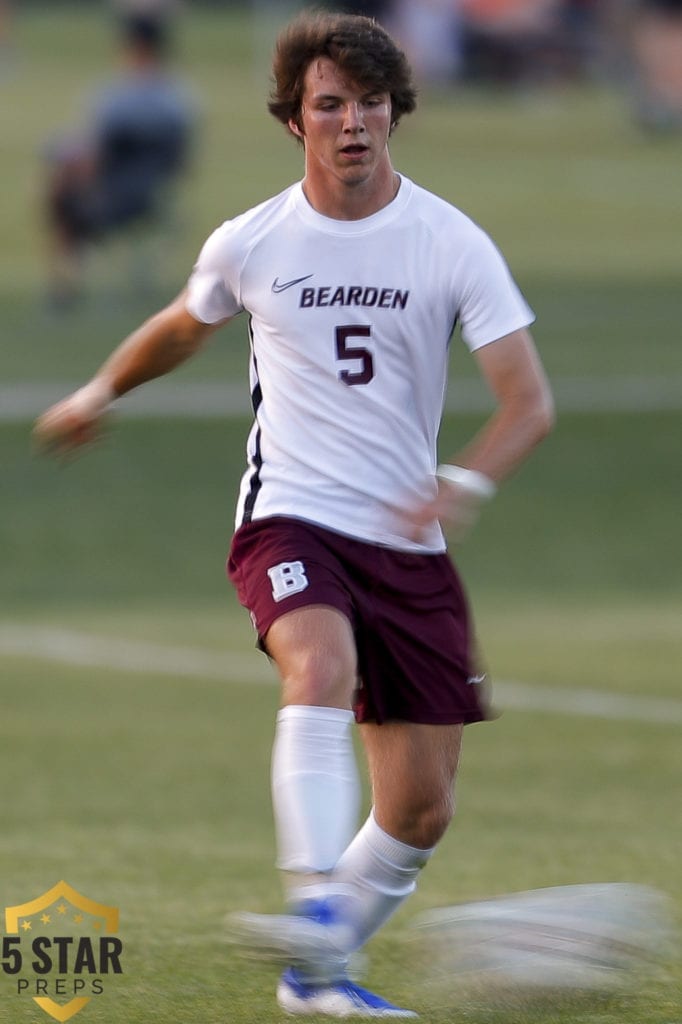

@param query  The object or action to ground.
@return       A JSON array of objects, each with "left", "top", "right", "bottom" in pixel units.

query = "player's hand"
[
  {"left": 408, "top": 465, "right": 497, "bottom": 544},
  {"left": 33, "top": 378, "right": 114, "bottom": 457},
  {"left": 408, "top": 478, "right": 485, "bottom": 544}
]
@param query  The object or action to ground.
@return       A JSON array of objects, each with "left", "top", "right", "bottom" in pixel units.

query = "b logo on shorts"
[{"left": 267, "top": 560, "right": 309, "bottom": 603}]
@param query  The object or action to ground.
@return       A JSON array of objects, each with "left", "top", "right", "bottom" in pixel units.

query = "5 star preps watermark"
[{"left": 2, "top": 881, "right": 123, "bottom": 1022}]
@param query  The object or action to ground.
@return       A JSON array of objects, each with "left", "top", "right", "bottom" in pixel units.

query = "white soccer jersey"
[{"left": 186, "top": 175, "right": 534, "bottom": 553}]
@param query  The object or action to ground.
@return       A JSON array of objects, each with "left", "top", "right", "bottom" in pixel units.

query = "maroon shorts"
[{"left": 227, "top": 516, "right": 491, "bottom": 726}]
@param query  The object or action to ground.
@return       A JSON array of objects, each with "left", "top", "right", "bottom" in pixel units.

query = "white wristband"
[
  {"left": 436, "top": 464, "right": 497, "bottom": 501},
  {"left": 68, "top": 378, "right": 116, "bottom": 420}
]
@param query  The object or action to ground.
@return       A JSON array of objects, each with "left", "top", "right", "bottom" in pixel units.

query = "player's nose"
[{"left": 343, "top": 102, "right": 365, "bottom": 132}]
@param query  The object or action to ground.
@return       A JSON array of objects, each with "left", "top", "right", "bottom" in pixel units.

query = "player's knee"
[
  {"left": 397, "top": 794, "right": 455, "bottom": 849},
  {"left": 280, "top": 647, "right": 356, "bottom": 707},
  {"left": 420, "top": 800, "right": 455, "bottom": 848}
]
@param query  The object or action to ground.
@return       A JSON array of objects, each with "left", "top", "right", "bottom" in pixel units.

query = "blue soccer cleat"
[{"left": 277, "top": 967, "right": 418, "bottom": 1017}]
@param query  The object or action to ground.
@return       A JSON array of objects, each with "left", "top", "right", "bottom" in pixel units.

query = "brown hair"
[{"left": 268, "top": 10, "right": 417, "bottom": 136}]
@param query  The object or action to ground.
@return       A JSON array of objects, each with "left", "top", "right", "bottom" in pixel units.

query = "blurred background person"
[
  {"left": 630, "top": 0, "right": 682, "bottom": 131},
  {"left": 389, "top": 0, "right": 465, "bottom": 85},
  {"left": 458, "top": 0, "right": 566, "bottom": 86},
  {"left": 387, "top": 0, "right": 605, "bottom": 91},
  {"left": 111, "top": 0, "right": 183, "bottom": 26},
  {"left": 44, "top": 12, "right": 196, "bottom": 307},
  {"left": 555, "top": 0, "right": 604, "bottom": 79}
]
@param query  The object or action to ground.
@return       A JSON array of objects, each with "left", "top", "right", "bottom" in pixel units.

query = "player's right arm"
[{"left": 34, "top": 291, "right": 230, "bottom": 455}]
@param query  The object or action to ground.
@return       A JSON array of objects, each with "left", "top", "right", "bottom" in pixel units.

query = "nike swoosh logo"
[{"left": 272, "top": 274, "right": 314, "bottom": 293}]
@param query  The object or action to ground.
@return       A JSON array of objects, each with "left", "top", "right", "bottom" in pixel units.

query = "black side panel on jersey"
[{"left": 242, "top": 319, "right": 263, "bottom": 524}]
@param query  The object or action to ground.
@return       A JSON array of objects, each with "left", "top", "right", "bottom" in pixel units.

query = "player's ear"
[
  {"left": 288, "top": 117, "right": 304, "bottom": 139},
  {"left": 389, "top": 102, "right": 398, "bottom": 136}
]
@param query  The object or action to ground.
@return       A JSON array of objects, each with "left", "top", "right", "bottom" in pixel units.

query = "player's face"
[{"left": 293, "top": 57, "right": 393, "bottom": 191}]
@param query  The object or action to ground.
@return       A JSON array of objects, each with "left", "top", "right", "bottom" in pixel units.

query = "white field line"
[
  {"left": 2, "top": 623, "right": 681, "bottom": 726},
  {"left": 2, "top": 375, "right": 682, "bottom": 421},
  {"left": 0, "top": 624, "right": 273, "bottom": 684}
]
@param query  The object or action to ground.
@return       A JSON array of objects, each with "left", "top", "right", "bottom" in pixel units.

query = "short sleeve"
[
  {"left": 457, "top": 226, "right": 535, "bottom": 351},
  {"left": 185, "top": 222, "right": 244, "bottom": 325}
]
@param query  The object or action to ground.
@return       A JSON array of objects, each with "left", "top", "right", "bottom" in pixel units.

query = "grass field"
[{"left": 1, "top": 6, "right": 681, "bottom": 1024}]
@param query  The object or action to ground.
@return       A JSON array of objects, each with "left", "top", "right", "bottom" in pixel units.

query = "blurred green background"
[{"left": 1, "top": 5, "right": 680, "bottom": 1023}]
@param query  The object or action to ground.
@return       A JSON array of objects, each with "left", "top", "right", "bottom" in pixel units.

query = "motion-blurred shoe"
[
  {"left": 277, "top": 966, "right": 418, "bottom": 1018},
  {"left": 227, "top": 898, "right": 353, "bottom": 984}
]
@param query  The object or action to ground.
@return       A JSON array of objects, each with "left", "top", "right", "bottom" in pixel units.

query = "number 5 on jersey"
[{"left": 336, "top": 325, "right": 374, "bottom": 386}]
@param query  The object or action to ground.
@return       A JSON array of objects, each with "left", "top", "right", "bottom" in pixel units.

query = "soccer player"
[{"left": 34, "top": 11, "right": 554, "bottom": 1017}]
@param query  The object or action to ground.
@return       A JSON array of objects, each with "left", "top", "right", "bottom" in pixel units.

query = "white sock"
[
  {"left": 271, "top": 705, "right": 360, "bottom": 877},
  {"left": 333, "top": 809, "right": 434, "bottom": 950}
]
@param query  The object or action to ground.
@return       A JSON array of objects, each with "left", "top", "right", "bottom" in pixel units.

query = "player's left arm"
[
  {"left": 411, "top": 327, "right": 555, "bottom": 539},
  {"left": 454, "top": 326, "right": 555, "bottom": 482}
]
